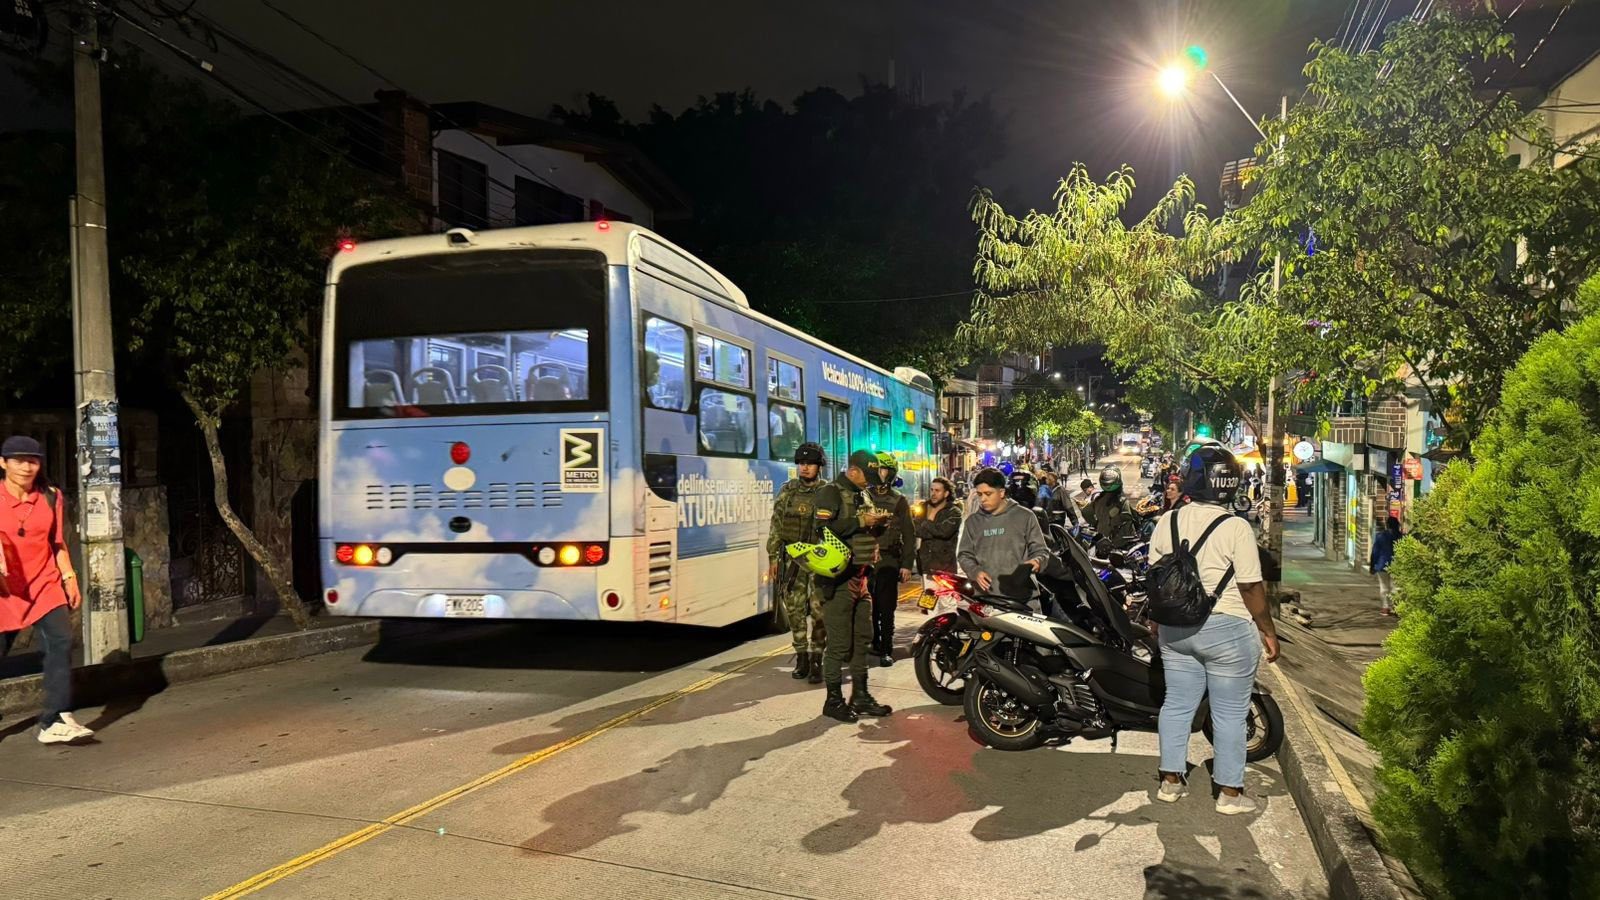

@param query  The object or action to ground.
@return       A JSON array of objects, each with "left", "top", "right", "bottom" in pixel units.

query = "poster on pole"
[{"left": 77, "top": 399, "right": 123, "bottom": 487}]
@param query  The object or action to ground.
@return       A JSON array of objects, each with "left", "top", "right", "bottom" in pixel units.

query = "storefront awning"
[{"left": 1294, "top": 458, "right": 1345, "bottom": 475}]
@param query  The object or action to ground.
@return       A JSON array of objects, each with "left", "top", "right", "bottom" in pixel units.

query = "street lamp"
[{"left": 1155, "top": 45, "right": 1291, "bottom": 605}]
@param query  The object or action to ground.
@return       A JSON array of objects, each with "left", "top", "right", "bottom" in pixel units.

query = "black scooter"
[{"left": 952, "top": 539, "right": 1284, "bottom": 760}]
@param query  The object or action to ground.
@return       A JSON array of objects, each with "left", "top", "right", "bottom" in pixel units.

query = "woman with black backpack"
[{"left": 1145, "top": 444, "right": 1279, "bottom": 815}]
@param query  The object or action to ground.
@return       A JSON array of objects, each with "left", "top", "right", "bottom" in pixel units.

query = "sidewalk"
[{"left": 1275, "top": 508, "right": 1422, "bottom": 897}]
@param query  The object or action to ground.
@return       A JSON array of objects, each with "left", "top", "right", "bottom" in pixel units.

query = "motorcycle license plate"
[
  {"left": 918, "top": 592, "right": 937, "bottom": 610},
  {"left": 444, "top": 596, "right": 486, "bottom": 617}
]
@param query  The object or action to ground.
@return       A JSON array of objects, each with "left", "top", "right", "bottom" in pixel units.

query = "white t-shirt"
[{"left": 1147, "top": 502, "right": 1262, "bottom": 622}]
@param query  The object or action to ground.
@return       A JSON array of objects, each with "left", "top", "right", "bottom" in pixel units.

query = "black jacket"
[{"left": 915, "top": 501, "right": 961, "bottom": 574}]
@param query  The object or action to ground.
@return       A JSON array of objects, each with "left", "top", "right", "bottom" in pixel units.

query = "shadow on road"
[
  {"left": 517, "top": 667, "right": 832, "bottom": 855},
  {"left": 361, "top": 619, "right": 749, "bottom": 673}
]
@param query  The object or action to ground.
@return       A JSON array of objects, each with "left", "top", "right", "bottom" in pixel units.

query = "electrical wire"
[
  {"left": 251, "top": 0, "right": 576, "bottom": 198},
  {"left": 811, "top": 289, "right": 974, "bottom": 305}
]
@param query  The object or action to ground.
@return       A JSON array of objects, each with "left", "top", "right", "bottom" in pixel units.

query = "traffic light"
[
  {"left": 1184, "top": 45, "right": 1208, "bottom": 71},
  {"left": 1195, "top": 423, "right": 1213, "bottom": 438}
]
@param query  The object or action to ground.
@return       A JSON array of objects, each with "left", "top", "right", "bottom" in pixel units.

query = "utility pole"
[
  {"left": 1262, "top": 94, "right": 1289, "bottom": 617},
  {"left": 70, "top": 3, "right": 130, "bottom": 664}
]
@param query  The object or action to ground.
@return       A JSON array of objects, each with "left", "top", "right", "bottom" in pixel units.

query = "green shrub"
[{"left": 1363, "top": 311, "right": 1600, "bottom": 898}]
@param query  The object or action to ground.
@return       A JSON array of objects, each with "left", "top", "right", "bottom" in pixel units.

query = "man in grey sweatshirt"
[{"left": 957, "top": 468, "right": 1051, "bottom": 599}]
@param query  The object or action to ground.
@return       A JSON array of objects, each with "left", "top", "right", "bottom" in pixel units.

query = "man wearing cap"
[
  {"left": 810, "top": 449, "right": 896, "bottom": 723},
  {"left": 0, "top": 436, "right": 94, "bottom": 744}
]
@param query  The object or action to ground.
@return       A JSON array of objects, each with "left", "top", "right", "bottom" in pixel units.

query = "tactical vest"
[
  {"left": 836, "top": 482, "right": 882, "bottom": 566},
  {"left": 774, "top": 479, "right": 821, "bottom": 544}
]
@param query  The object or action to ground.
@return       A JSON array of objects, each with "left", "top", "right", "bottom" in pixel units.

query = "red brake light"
[
  {"left": 596, "top": 220, "right": 611, "bottom": 232},
  {"left": 932, "top": 573, "right": 958, "bottom": 592},
  {"left": 450, "top": 441, "right": 471, "bottom": 465},
  {"left": 335, "top": 544, "right": 355, "bottom": 564},
  {"left": 326, "top": 589, "right": 339, "bottom": 604},
  {"left": 337, "top": 238, "right": 357, "bottom": 253},
  {"left": 968, "top": 601, "right": 989, "bottom": 618},
  {"left": 603, "top": 591, "right": 622, "bottom": 609},
  {"left": 585, "top": 544, "right": 605, "bottom": 565}
]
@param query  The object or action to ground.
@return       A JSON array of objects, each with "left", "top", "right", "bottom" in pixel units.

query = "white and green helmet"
[{"left": 786, "top": 528, "right": 850, "bottom": 578}]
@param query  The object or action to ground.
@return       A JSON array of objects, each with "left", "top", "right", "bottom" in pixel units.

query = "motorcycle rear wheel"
[
  {"left": 963, "top": 672, "right": 1045, "bottom": 751},
  {"left": 1201, "top": 694, "right": 1285, "bottom": 762},
  {"left": 914, "top": 630, "right": 967, "bottom": 706}
]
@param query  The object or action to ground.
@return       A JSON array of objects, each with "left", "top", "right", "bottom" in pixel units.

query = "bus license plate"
[{"left": 444, "top": 596, "right": 486, "bottom": 617}]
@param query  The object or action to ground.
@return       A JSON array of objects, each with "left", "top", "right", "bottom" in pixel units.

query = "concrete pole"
[
  {"left": 71, "top": 6, "right": 130, "bottom": 664},
  {"left": 1262, "top": 93, "right": 1289, "bottom": 617}
]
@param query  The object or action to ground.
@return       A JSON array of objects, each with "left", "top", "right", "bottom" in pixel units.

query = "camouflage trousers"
[{"left": 780, "top": 572, "right": 826, "bottom": 655}]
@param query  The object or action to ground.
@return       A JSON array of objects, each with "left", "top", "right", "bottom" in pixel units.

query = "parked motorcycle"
[
  {"left": 910, "top": 571, "right": 984, "bottom": 705},
  {"left": 954, "top": 538, "right": 1284, "bottom": 760}
]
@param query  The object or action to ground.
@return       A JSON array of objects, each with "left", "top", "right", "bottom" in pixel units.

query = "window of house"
[
  {"left": 438, "top": 150, "right": 488, "bottom": 229},
  {"left": 642, "top": 317, "right": 690, "bottom": 412},
  {"left": 698, "top": 389, "right": 755, "bottom": 456},
  {"left": 515, "top": 177, "right": 585, "bottom": 225},
  {"left": 694, "top": 334, "right": 750, "bottom": 389},
  {"left": 767, "top": 358, "right": 802, "bottom": 402}
]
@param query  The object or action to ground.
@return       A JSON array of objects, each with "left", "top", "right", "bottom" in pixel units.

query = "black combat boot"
[
  {"left": 807, "top": 653, "right": 823, "bottom": 685},
  {"left": 850, "top": 674, "right": 893, "bottom": 717},
  {"left": 791, "top": 653, "right": 810, "bottom": 680},
  {"left": 822, "top": 682, "right": 859, "bottom": 723}
]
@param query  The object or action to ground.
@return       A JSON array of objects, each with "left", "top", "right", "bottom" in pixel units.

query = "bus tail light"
[
  {"left": 530, "top": 543, "right": 609, "bottom": 566},
  {"left": 603, "top": 591, "right": 622, "bottom": 610},
  {"left": 558, "top": 545, "right": 581, "bottom": 566},
  {"left": 326, "top": 589, "right": 339, "bottom": 604},
  {"left": 335, "top": 544, "right": 391, "bottom": 566},
  {"left": 585, "top": 544, "right": 605, "bottom": 565},
  {"left": 450, "top": 441, "right": 471, "bottom": 464}
]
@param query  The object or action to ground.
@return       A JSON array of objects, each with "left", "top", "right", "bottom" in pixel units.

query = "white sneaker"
[
  {"left": 1155, "top": 780, "right": 1189, "bottom": 803},
  {"left": 37, "top": 714, "right": 94, "bottom": 744},
  {"left": 1216, "top": 792, "right": 1257, "bottom": 815},
  {"left": 57, "top": 712, "right": 95, "bottom": 739}
]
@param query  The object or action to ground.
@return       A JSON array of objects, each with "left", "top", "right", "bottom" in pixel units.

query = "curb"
[
  {"left": 0, "top": 621, "right": 381, "bottom": 718},
  {"left": 1271, "top": 665, "right": 1407, "bottom": 900}
]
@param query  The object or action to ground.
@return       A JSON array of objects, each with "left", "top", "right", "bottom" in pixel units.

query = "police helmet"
[
  {"left": 1182, "top": 443, "right": 1243, "bottom": 505},
  {"left": 786, "top": 528, "right": 850, "bottom": 578},
  {"left": 793, "top": 442, "right": 825, "bottom": 466},
  {"left": 1099, "top": 465, "right": 1123, "bottom": 492},
  {"left": 849, "top": 449, "right": 883, "bottom": 487}
]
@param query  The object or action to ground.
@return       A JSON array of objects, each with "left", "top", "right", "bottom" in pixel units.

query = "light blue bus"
[{"left": 318, "top": 223, "right": 938, "bottom": 627}]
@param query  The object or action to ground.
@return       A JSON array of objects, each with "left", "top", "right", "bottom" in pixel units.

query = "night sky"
[{"left": 4, "top": 0, "right": 1366, "bottom": 213}]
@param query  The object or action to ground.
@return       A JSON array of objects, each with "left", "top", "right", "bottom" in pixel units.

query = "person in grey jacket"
[{"left": 957, "top": 468, "right": 1050, "bottom": 600}]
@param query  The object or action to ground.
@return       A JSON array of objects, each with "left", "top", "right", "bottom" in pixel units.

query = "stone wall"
[
  {"left": 122, "top": 485, "right": 173, "bottom": 627},
  {"left": 249, "top": 360, "right": 318, "bottom": 607}
]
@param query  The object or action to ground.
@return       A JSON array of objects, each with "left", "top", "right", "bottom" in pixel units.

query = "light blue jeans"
[{"left": 1157, "top": 612, "right": 1261, "bottom": 789}]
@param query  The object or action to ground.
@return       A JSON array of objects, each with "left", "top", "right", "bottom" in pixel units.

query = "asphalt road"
[{"left": 1, "top": 457, "right": 1327, "bottom": 899}]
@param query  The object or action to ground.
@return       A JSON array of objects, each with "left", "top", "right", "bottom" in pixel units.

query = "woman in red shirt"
[{"left": 1, "top": 435, "right": 93, "bottom": 744}]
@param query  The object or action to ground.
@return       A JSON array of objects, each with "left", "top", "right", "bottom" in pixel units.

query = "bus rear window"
[{"left": 334, "top": 250, "right": 606, "bottom": 418}]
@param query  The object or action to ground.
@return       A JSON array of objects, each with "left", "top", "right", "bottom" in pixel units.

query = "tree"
[
  {"left": 1362, "top": 308, "right": 1600, "bottom": 898},
  {"left": 554, "top": 85, "right": 1005, "bottom": 381},
  {"left": 1240, "top": 10, "right": 1600, "bottom": 446},
  {"left": 0, "top": 57, "right": 416, "bottom": 627},
  {"left": 965, "top": 166, "right": 1339, "bottom": 434}
]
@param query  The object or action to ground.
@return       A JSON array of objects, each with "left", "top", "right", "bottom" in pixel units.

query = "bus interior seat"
[
  {"left": 531, "top": 376, "right": 571, "bottom": 401},
  {"left": 364, "top": 370, "right": 404, "bottom": 407},
  {"left": 469, "top": 365, "right": 514, "bottom": 402},
  {"left": 412, "top": 367, "right": 459, "bottom": 405}
]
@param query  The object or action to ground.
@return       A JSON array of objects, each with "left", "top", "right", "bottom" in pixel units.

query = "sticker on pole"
[{"left": 559, "top": 429, "right": 604, "bottom": 493}]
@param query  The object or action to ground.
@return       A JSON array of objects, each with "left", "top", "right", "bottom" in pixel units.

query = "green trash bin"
[{"left": 125, "top": 548, "right": 145, "bottom": 644}]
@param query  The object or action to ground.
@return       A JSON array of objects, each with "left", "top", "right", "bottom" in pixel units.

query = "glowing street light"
[{"left": 1157, "top": 64, "right": 1191, "bottom": 98}]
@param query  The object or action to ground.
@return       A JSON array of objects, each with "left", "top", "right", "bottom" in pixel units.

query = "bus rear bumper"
[{"left": 324, "top": 589, "right": 597, "bottom": 619}]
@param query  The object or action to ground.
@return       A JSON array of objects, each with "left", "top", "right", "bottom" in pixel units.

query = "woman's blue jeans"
[{"left": 1157, "top": 612, "right": 1261, "bottom": 789}]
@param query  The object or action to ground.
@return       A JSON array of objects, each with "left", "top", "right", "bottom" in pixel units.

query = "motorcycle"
[
  {"left": 910, "top": 571, "right": 984, "bottom": 705},
  {"left": 953, "top": 537, "right": 1284, "bottom": 760}
]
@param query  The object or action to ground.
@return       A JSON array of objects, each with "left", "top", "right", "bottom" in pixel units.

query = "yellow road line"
[
  {"left": 205, "top": 643, "right": 789, "bottom": 899},
  {"left": 1268, "top": 663, "right": 1372, "bottom": 817}
]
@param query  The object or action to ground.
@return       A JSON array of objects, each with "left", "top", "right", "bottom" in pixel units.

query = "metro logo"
[{"left": 559, "top": 429, "right": 604, "bottom": 493}]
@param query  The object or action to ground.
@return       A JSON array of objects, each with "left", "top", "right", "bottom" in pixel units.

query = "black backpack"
[{"left": 1146, "top": 508, "right": 1235, "bottom": 627}]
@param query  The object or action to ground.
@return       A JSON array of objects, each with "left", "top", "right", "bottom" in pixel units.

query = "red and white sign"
[{"left": 1403, "top": 458, "right": 1423, "bottom": 480}]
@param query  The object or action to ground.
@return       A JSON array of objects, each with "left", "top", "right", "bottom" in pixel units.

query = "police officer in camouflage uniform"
[
  {"left": 811, "top": 449, "right": 896, "bottom": 723},
  {"left": 767, "top": 442, "right": 828, "bottom": 683},
  {"left": 866, "top": 451, "right": 915, "bottom": 668}
]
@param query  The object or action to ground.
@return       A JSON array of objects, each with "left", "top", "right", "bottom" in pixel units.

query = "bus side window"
[{"left": 643, "top": 317, "right": 690, "bottom": 412}]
